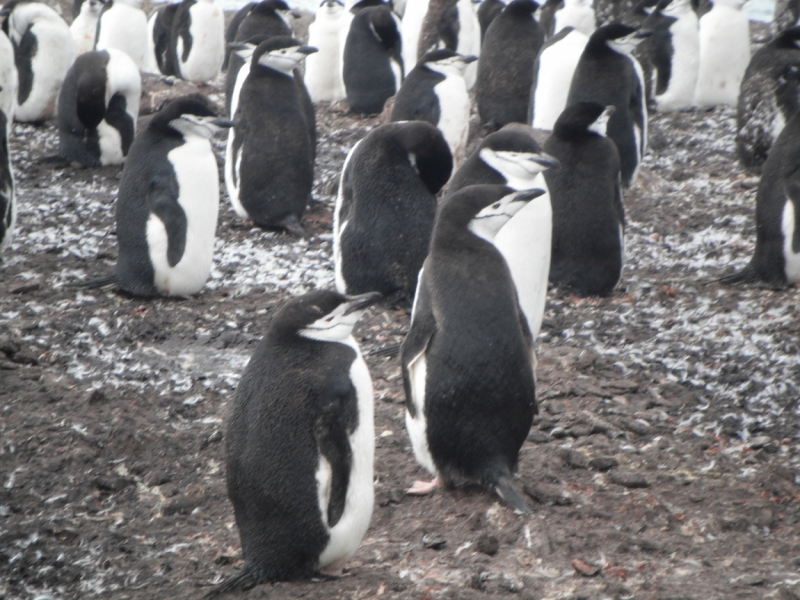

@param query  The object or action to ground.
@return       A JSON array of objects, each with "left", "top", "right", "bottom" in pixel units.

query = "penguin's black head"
[
  {"left": 150, "top": 97, "right": 233, "bottom": 139},
  {"left": 553, "top": 101, "right": 615, "bottom": 139},
  {"left": 420, "top": 49, "right": 478, "bottom": 73},
  {"left": 589, "top": 22, "right": 652, "bottom": 54},
  {"left": 251, "top": 36, "right": 317, "bottom": 76},
  {"left": 776, "top": 25, "right": 800, "bottom": 49},
  {"left": 271, "top": 290, "right": 382, "bottom": 342},
  {"left": 252, "top": 0, "right": 291, "bottom": 15},
  {"left": 318, "top": 0, "right": 344, "bottom": 11},
  {"left": 476, "top": 127, "right": 560, "bottom": 182},
  {"left": 386, "top": 121, "right": 453, "bottom": 194},
  {"left": 503, "top": 0, "right": 540, "bottom": 16}
]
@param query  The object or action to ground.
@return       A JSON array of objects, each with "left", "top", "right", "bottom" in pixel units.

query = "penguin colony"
[{"left": 0, "top": 0, "right": 798, "bottom": 595}]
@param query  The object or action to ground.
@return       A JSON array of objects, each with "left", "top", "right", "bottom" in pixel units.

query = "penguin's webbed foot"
[{"left": 407, "top": 476, "right": 440, "bottom": 496}]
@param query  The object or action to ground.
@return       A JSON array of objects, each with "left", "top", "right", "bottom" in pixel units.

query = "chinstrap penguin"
[
  {"left": 95, "top": 0, "right": 148, "bottom": 71},
  {"left": 477, "top": 0, "right": 506, "bottom": 42},
  {"left": 434, "top": 0, "right": 481, "bottom": 89},
  {"left": 304, "top": 0, "right": 347, "bottom": 103},
  {"left": 222, "top": 0, "right": 255, "bottom": 70},
  {"left": 171, "top": 0, "right": 225, "bottom": 83},
  {"left": 0, "top": 29, "right": 16, "bottom": 253},
  {"left": 70, "top": 0, "right": 103, "bottom": 55},
  {"left": 145, "top": 3, "right": 180, "bottom": 75},
  {"left": 553, "top": 0, "right": 595, "bottom": 36}
]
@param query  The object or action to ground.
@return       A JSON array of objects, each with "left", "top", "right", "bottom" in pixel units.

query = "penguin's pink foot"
[{"left": 407, "top": 476, "right": 440, "bottom": 495}]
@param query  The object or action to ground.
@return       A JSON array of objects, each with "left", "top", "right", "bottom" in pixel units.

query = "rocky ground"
[{"left": 2, "top": 32, "right": 800, "bottom": 600}]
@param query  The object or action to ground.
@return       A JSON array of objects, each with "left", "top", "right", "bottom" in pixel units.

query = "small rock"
[
  {"left": 572, "top": 558, "right": 600, "bottom": 577},
  {"left": 589, "top": 456, "right": 618, "bottom": 471},
  {"left": 544, "top": 400, "right": 566, "bottom": 415},
  {"left": 550, "top": 427, "right": 568, "bottom": 439},
  {"left": 527, "top": 430, "right": 550, "bottom": 444},
  {"left": 608, "top": 470, "right": 649, "bottom": 489},
  {"left": 11, "top": 282, "right": 40, "bottom": 294},
  {"left": 567, "top": 424, "right": 594, "bottom": 438},
  {"left": 476, "top": 533, "right": 499, "bottom": 556},
  {"left": 87, "top": 389, "right": 107, "bottom": 404},
  {"left": 749, "top": 436, "right": 771, "bottom": 449},
  {"left": 617, "top": 417, "right": 650, "bottom": 435},
  {"left": 524, "top": 482, "right": 573, "bottom": 505},
  {"left": 422, "top": 533, "right": 446, "bottom": 550},
  {"left": 561, "top": 449, "right": 589, "bottom": 469},
  {"left": 717, "top": 515, "right": 750, "bottom": 532},
  {"left": 207, "top": 430, "right": 223, "bottom": 444}
]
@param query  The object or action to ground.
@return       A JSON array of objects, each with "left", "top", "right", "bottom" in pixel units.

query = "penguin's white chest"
[
  {"left": 629, "top": 53, "right": 647, "bottom": 183},
  {"left": 782, "top": 199, "right": 800, "bottom": 283},
  {"left": 177, "top": 1, "right": 224, "bottom": 82},
  {"left": 654, "top": 14, "right": 700, "bottom": 112},
  {"left": 70, "top": 11, "right": 99, "bottom": 55},
  {"left": 532, "top": 30, "right": 588, "bottom": 131},
  {"left": 554, "top": 4, "right": 595, "bottom": 36},
  {"left": 432, "top": 75, "right": 470, "bottom": 168},
  {"left": 305, "top": 13, "right": 346, "bottom": 102},
  {"left": 401, "top": 0, "right": 431, "bottom": 74},
  {"left": 146, "top": 137, "right": 220, "bottom": 295},
  {"left": 455, "top": 0, "right": 481, "bottom": 89},
  {"left": 333, "top": 139, "right": 362, "bottom": 294},
  {"left": 693, "top": 6, "right": 749, "bottom": 108},
  {"left": 96, "top": 4, "right": 148, "bottom": 70},
  {"left": 404, "top": 344, "right": 437, "bottom": 475},
  {"left": 224, "top": 63, "right": 251, "bottom": 219}
]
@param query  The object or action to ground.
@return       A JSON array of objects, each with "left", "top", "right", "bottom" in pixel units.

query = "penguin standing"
[
  {"left": 722, "top": 104, "right": 800, "bottom": 287},
  {"left": 736, "top": 26, "right": 800, "bottom": 173},
  {"left": 95, "top": 0, "right": 148, "bottom": 71},
  {"left": 0, "top": 29, "right": 16, "bottom": 253},
  {"left": 553, "top": 0, "right": 595, "bottom": 36},
  {"left": 225, "top": 37, "right": 317, "bottom": 234},
  {"left": 401, "top": 184, "right": 540, "bottom": 512},
  {"left": 304, "top": 0, "right": 347, "bottom": 103},
  {"left": 70, "top": 0, "right": 103, "bottom": 55},
  {"left": 212, "top": 290, "right": 379, "bottom": 596},
  {"left": 639, "top": 0, "right": 699, "bottom": 112},
  {"left": 145, "top": 3, "right": 180, "bottom": 75},
  {"left": 391, "top": 50, "right": 474, "bottom": 167},
  {"left": 171, "top": 0, "right": 225, "bottom": 83},
  {"left": 334, "top": 121, "right": 452, "bottom": 308},
  {"left": 476, "top": 0, "right": 544, "bottom": 129},
  {"left": 223, "top": 1, "right": 255, "bottom": 70},
  {"left": 342, "top": 5, "right": 402, "bottom": 114},
  {"left": 3, "top": 1, "right": 75, "bottom": 123},
  {"left": 693, "top": 0, "right": 749, "bottom": 108},
  {"left": 114, "top": 97, "right": 232, "bottom": 297},
  {"left": 58, "top": 48, "right": 141, "bottom": 167},
  {"left": 545, "top": 102, "right": 624, "bottom": 296},
  {"left": 567, "top": 23, "right": 650, "bottom": 187},
  {"left": 476, "top": 0, "right": 505, "bottom": 42},
  {"left": 400, "top": 0, "right": 430, "bottom": 73},
  {"left": 529, "top": 26, "right": 589, "bottom": 131},
  {"left": 435, "top": 0, "right": 481, "bottom": 89}
]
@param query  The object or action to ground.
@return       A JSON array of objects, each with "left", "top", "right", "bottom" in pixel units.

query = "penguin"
[
  {"left": 70, "top": 0, "right": 103, "bottom": 55},
  {"left": 736, "top": 26, "right": 800, "bottom": 173},
  {"left": 433, "top": 0, "right": 481, "bottom": 89},
  {"left": 536, "top": 0, "right": 561, "bottom": 37},
  {"left": 2, "top": 1, "right": 75, "bottom": 123},
  {"left": 594, "top": 0, "right": 640, "bottom": 25},
  {"left": 225, "top": 37, "right": 317, "bottom": 235},
  {"left": 553, "top": 0, "right": 595, "bottom": 36},
  {"left": 0, "top": 29, "right": 16, "bottom": 253},
  {"left": 476, "top": 0, "right": 545, "bottom": 129},
  {"left": 114, "top": 97, "right": 233, "bottom": 297},
  {"left": 171, "top": 0, "right": 225, "bottom": 83},
  {"left": 333, "top": 121, "right": 452, "bottom": 308},
  {"left": 58, "top": 48, "right": 140, "bottom": 167},
  {"left": 721, "top": 109, "right": 800, "bottom": 288},
  {"left": 342, "top": 4, "right": 403, "bottom": 114},
  {"left": 476, "top": 0, "right": 505, "bottom": 42},
  {"left": 145, "top": 3, "right": 180, "bottom": 75},
  {"left": 544, "top": 102, "right": 624, "bottom": 296},
  {"left": 638, "top": 0, "right": 699, "bottom": 112},
  {"left": 400, "top": 184, "right": 541, "bottom": 512},
  {"left": 95, "top": 0, "right": 148, "bottom": 71},
  {"left": 223, "top": 1, "right": 254, "bottom": 70},
  {"left": 692, "top": 0, "right": 749, "bottom": 109},
  {"left": 210, "top": 290, "right": 380, "bottom": 596},
  {"left": 567, "top": 23, "right": 650, "bottom": 187},
  {"left": 304, "top": 0, "right": 347, "bottom": 103},
  {"left": 390, "top": 50, "right": 475, "bottom": 167},
  {"left": 772, "top": 0, "right": 800, "bottom": 35},
  {"left": 529, "top": 26, "right": 589, "bottom": 131},
  {"left": 400, "top": 0, "right": 429, "bottom": 73}
]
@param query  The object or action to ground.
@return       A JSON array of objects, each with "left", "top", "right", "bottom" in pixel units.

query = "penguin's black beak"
[
  {"left": 343, "top": 292, "right": 382, "bottom": 315},
  {"left": 603, "top": 105, "right": 617, "bottom": 117},
  {"left": 297, "top": 46, "right": 319, "bottom": 55},
  {"left": 211, "top": 118, "right": 235, "bottom": 128},
  {"left": 514, "top": 188, "right": 546, "bottom": 202},
  {"left": 635, "top": 28, "right": 655, "bottom": 38},
  {"left": 291, "top": 8, "right": 303, "bottom": 18},
  {"left": 462, "top": 55, "right": 478, "bottom": 64},
  {"left": 532, "top": 152, "right": 560, "bottom": 169}
]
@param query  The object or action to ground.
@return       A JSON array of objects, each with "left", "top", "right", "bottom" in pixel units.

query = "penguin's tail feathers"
[
  {"left": 279, "top": 214, "right": 306, "bottom": 238},
  {"left": 489, "top": 470, "right": 532, "bottom": 516},
  {"left": 369, "top": 343, "right": 401, "bottom": 357},
  {"left": 65, "top": 273, "right": 118, "bottom": 289},
  {"left": 202, "top": 568, "right": 256, "bottom": 599},
  {"left": 716, "top": 265, "right": 757, "bottom": 286}
]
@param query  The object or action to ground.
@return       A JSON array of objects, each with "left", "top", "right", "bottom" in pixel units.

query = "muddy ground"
[{"left": 2, "top": 27, "right": 800, "bottom": 600}]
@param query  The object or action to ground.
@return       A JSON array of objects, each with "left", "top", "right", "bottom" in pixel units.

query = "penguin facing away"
[
  {"left": 114, "top": 97, "right": 233, "bottom": 297},
  {"left": 222, "top": 1, "right": 254, "bottom": 70},
  {"left": 70, "top": 0, "right": 103, "bottom": 55},
  {"left": 58, "top": 48, "right": 141, "bottom": 167},
  {"left": 401, "top": 184, "right": 541, "bottom": 512},
  {"left": 212, "top": 290, "right": 380, "bottom": 596},
  {"left": 476, "top": 0, "right": 506, "bottom": 42},
  {"left": 172, "top": 0, "right": 225, "bottom": 83},
  {"left": 545, "top": 102, "right": 625, "bottom": 297},
  {"left": 146, "top": 3, "right": 180, "bottom": 75},
  {"left": 722, "top": 107, "right": 800, "bottom": 288},
  {"left": 334, "top": 121, "right": 452, "bottom": 309},
  {"left": 304, "top": 0, "right": 346, "bottom": 103},
  {"left": 0, "top": 29, "right": 16, "bottom": 253},
  {"left": 225, "top": 37, "right": 317, "bottom": 235},
  {"left": 3, "top": 1, "right": 75, "bottom": 123},
  {"left": 95, "top": 0, "right": 148, "bottom": 70},
  {"left": 391, "top": 49, "right": 475, "bottom": 167},
  {"left": 567, "top": 22, "right": 650, "bottom": 187}
]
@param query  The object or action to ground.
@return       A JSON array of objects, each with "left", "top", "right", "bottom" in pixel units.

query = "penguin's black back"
[
  {"left": 154, "top": 3, "right": 180, "bottom": 75},
  {"left": 390, "top": 52, "right": 449, "bottom": 125},
  {"left": 637, "top": 1, "right": 677, "bottom": 96},
  {"left": 223, "top": 1, "right": 256, "bottom": 69},
  {"left": 477, "top": 0, "right": 505, "bottom": 43},
  {"left": 58, "top": 51, "right": 109, "bottom": 166},
  {"left": 0, "top": 111, "right": 12, "bottom": 249},
  {"left": 171, "top": 0, "right": 198, "bottom": 75},
  {"left": 13, "top": 19, "right": 36, "bottom": 107}
]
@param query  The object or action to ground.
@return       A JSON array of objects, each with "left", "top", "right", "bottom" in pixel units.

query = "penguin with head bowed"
[
  {"left": 0, "top": 29, "right": 16, "bottom": 253},
  {"left": 434, "top": 0, "right": 481, "bottom": 89},
  {"left": 208, "top": 290, "right": 380, "bottom": 597},
  {"left": 95, "top": 0, "right": 148, "bottom": 70},
  {"left": 58, "top": 48, "right": 141, "bottom": 167},
  {"left": 225, "top": 37, "right": 317, "bottom": 235},
  {"left": 567, "top": 22, "right": 650, "bottom": 187},
  {"left": 391, "top": 50, "right": 475, "bottom": 167},
  {"left": 113, "top": 97, "right": 232, "bottom": 297},
  {"left": 476, "top": 0, "right": 506, "bottom": 42},
  {"left": 736, "top": 26, "right": 800, "bottom": 173},
  {"left": 144, "top": 3, "right": 180, "bottom": 75},
  {"left": 343, "top": 4, "right": 402, "bottom": 114},
  {"left": 171, "top": 0, "right": 225, "bottom": 83},
  {"left": 476, "top": 0, "right": 545, "bottom": 129},
  {"left": 2, "top": 0, "right": 75, "bottom": 123},
  {"left": 723, "top": 95, "right": 800, "bottom": 288},
  {"left": 334, "top": 121, "right": 452, "bottom": 310},
  {"left": 401, "top": 184, "right": 541, "bottom": 513},
  {"left": 304, "top": 0, "right": 347, "bottom": 103},
  {"left": 545, "top": 102, "right": 625, "bottom": 296},
  {"left": 70, "top": 0, "right": 104, "bottom": 55}
]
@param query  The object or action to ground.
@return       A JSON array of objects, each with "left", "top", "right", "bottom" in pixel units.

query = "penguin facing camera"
[
  {"left": 70, "top": 0, "right": 103, "bottom": 55},
  {"left": 171, "top": 0, "right": 225, "bottom": 83},
  {"left": 0, "top": 30, "right": 16, "bottom": 253},
  {"left": 95, "top": 0, "right": 148, "bottom": 71},
  {"left": 304, "top": 0, "right": 347, "bottom": 103},
  {"left": 209, "top": 290, "right": 380, "bottom": 597}
]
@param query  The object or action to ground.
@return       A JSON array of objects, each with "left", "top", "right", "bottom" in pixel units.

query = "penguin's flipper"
[
  {"left": 400, "top": 268, "right": 436, "bottom": 417},
  {"left": 104, "top": 92, "right": 135, "bottom": 156},
  {"left": 174, "top": 4, "right": 193, "bottom": 64},
  {"left": 14, "top": 26, "right": 36, "bottom": 109},
  {"left": 202, "top": 568, "right": 256, "bottom": 599},
  {"left": 145, "top": 172, "right": 186, "bottom": 267},
  {"left": 492, "top": 472, "right": 532, "bottom": 515}
]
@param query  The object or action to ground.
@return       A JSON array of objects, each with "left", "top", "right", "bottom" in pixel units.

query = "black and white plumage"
[
  {"left": 401, "top": 184, "right": 541, "bottom": 513},
  {"left": 736, "top": 26, "right": 800, "bottom": 173},
  {"left": 114, "top": 98, "right": 232, "bottom": 297},
  {"left": 171, "top": 0, "right": 225, "bottom": 83},
  {"left": 304, "top": 0, "right": 347, "bottom": 103},
  {"left": 95, "top": 0, "right": 148, "bottom": 71},
  {"left": 70, "top": 0, "right": 103, "bottom": 55},
  {"left": 434, "top": 0, "right": 480, "bottom": 89},
  {"left": 342, "top": 4, "right": 403, "bottom": 114},
  {"left": 2, "top": 0, "right": 75, "bottom": 123},
  {"left": 391, "top": 50, "right": 475, "bottom": 166},
  {"left": 58, "top": 48, "right": 141, "bottom": 167},
  {"left": 567, "top": 23, "right": 650, "bottom": 187},
  {"left": 772, "top": 0, "right": 800, "bottom": 35},
  {"left": 545, "top": 102, "right": 625, "bottom": 297},
  {"left": 222, "top": 0, "right": 255, "bottom": 70},
  {"left": 144, "top": 3, "right": 180, "bottom": 75},
  {"left": 553, "top": 0, "right": 595, "bottom": 36},
  {"left": 722, "top": 108, "right": 800, "bottom": 288},
  {"left": 476, "top": 0, "right": 505, "bottom": 43},
  {"left": 213, "top": 290, "right": 379, "bottom": 595},
  {"left": 476, "top": 0, "right": 544, "bottom": 129},
  {"left": 334, "top": 121, "right": 452, "bottom": 309},
  {"left": 400, "top": 0, "right": 429, "bottom": 72},
  {"left": 0, "top": 28, "right": 16, "bottom": 253},
  {"left": 224, "top": 37, "right": 317, "bottom": 235}
]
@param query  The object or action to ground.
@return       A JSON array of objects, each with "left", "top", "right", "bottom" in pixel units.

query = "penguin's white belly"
[
  {"left": 318, "top": 341, "right": 374, "bottom": 568},
  {"left": 0, "top": 33, "right": 17, "bottom": 120},
  {"left": 554, "top": 6, "right": 595, "bottom": 36},
  {"left": 782, "top": 199, "right": 800, "bottom": 283},
  {"left": 693, "top": 7, "right": 749, "bottom": 108},
  {"left": 332, "top": 139, "right": 361, "bottom": 294},
  {"left": 630, "top": 54, "right": 647, "bottom": 184},
  {"left": 433, "top": 76, "right": 470, "bottom": 169},
  {"left": 305, "top": 17, "right": 346, "bottom": 102},
  {"left": 224, "top": 127, "right": 247, "bottom": 219},
  {"left": 654, "top": 16, "right": 699, "bottom": 112},
  {"left": 455, "top": 0, "right": 480, "bottom": 89},
  {"left": 404, "top": 351, "right": 437, "bottom": 475},
  {"left": 401, "top": 0, "right": 430, "bottom": 73},
  {"left": 177, "top": 3, "right": 224, "bottom": 82},
  {"left": 97, "top": 120, "right": 124, "bottom": 165},
  {"left": 147, "top": 137, "right": 220, "bottom": 295},
  {"left": 96, "top": 5, "right": 148, "bottom": 70},
  {"left": 532, "top": 30, "right": 587, "bottom": 131},
  {"left": 70, "top": 13, "right": 98, "bottom": 55},
  {"left": 494, "top": 179, "right": 552, "bottom": 340},
  {"left": 143, "top": 12, "right": 160, "bottom": 74}
]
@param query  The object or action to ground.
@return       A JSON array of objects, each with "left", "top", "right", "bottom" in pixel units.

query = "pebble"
[
  {"left": 608, "top": 470, "right": 650, "bottom": 489},
  {"left": 422, "top": 533, "right": 446, "bottom": 550},
  {"left": 571, "top": 558, "right": 600, "bottom": 577},
  {"left": 524, "top": 482, "right": 573, "bottom": 506},
  {"left": 749, "top": 436, "right": 771, "bottom": 450},
  {"left": 476, "top": 533, "right": 499, "bottom": 556},
  {"left": 527, "top": 430, "right": 550, "bottom": 444},
  {"left": 589, "top": 456, "right": 618, "bottom": 471}
]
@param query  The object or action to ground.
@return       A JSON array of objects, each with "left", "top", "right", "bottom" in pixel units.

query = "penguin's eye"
[{"left": 492, "top": 203, "right": 501, "bottom": 210}]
